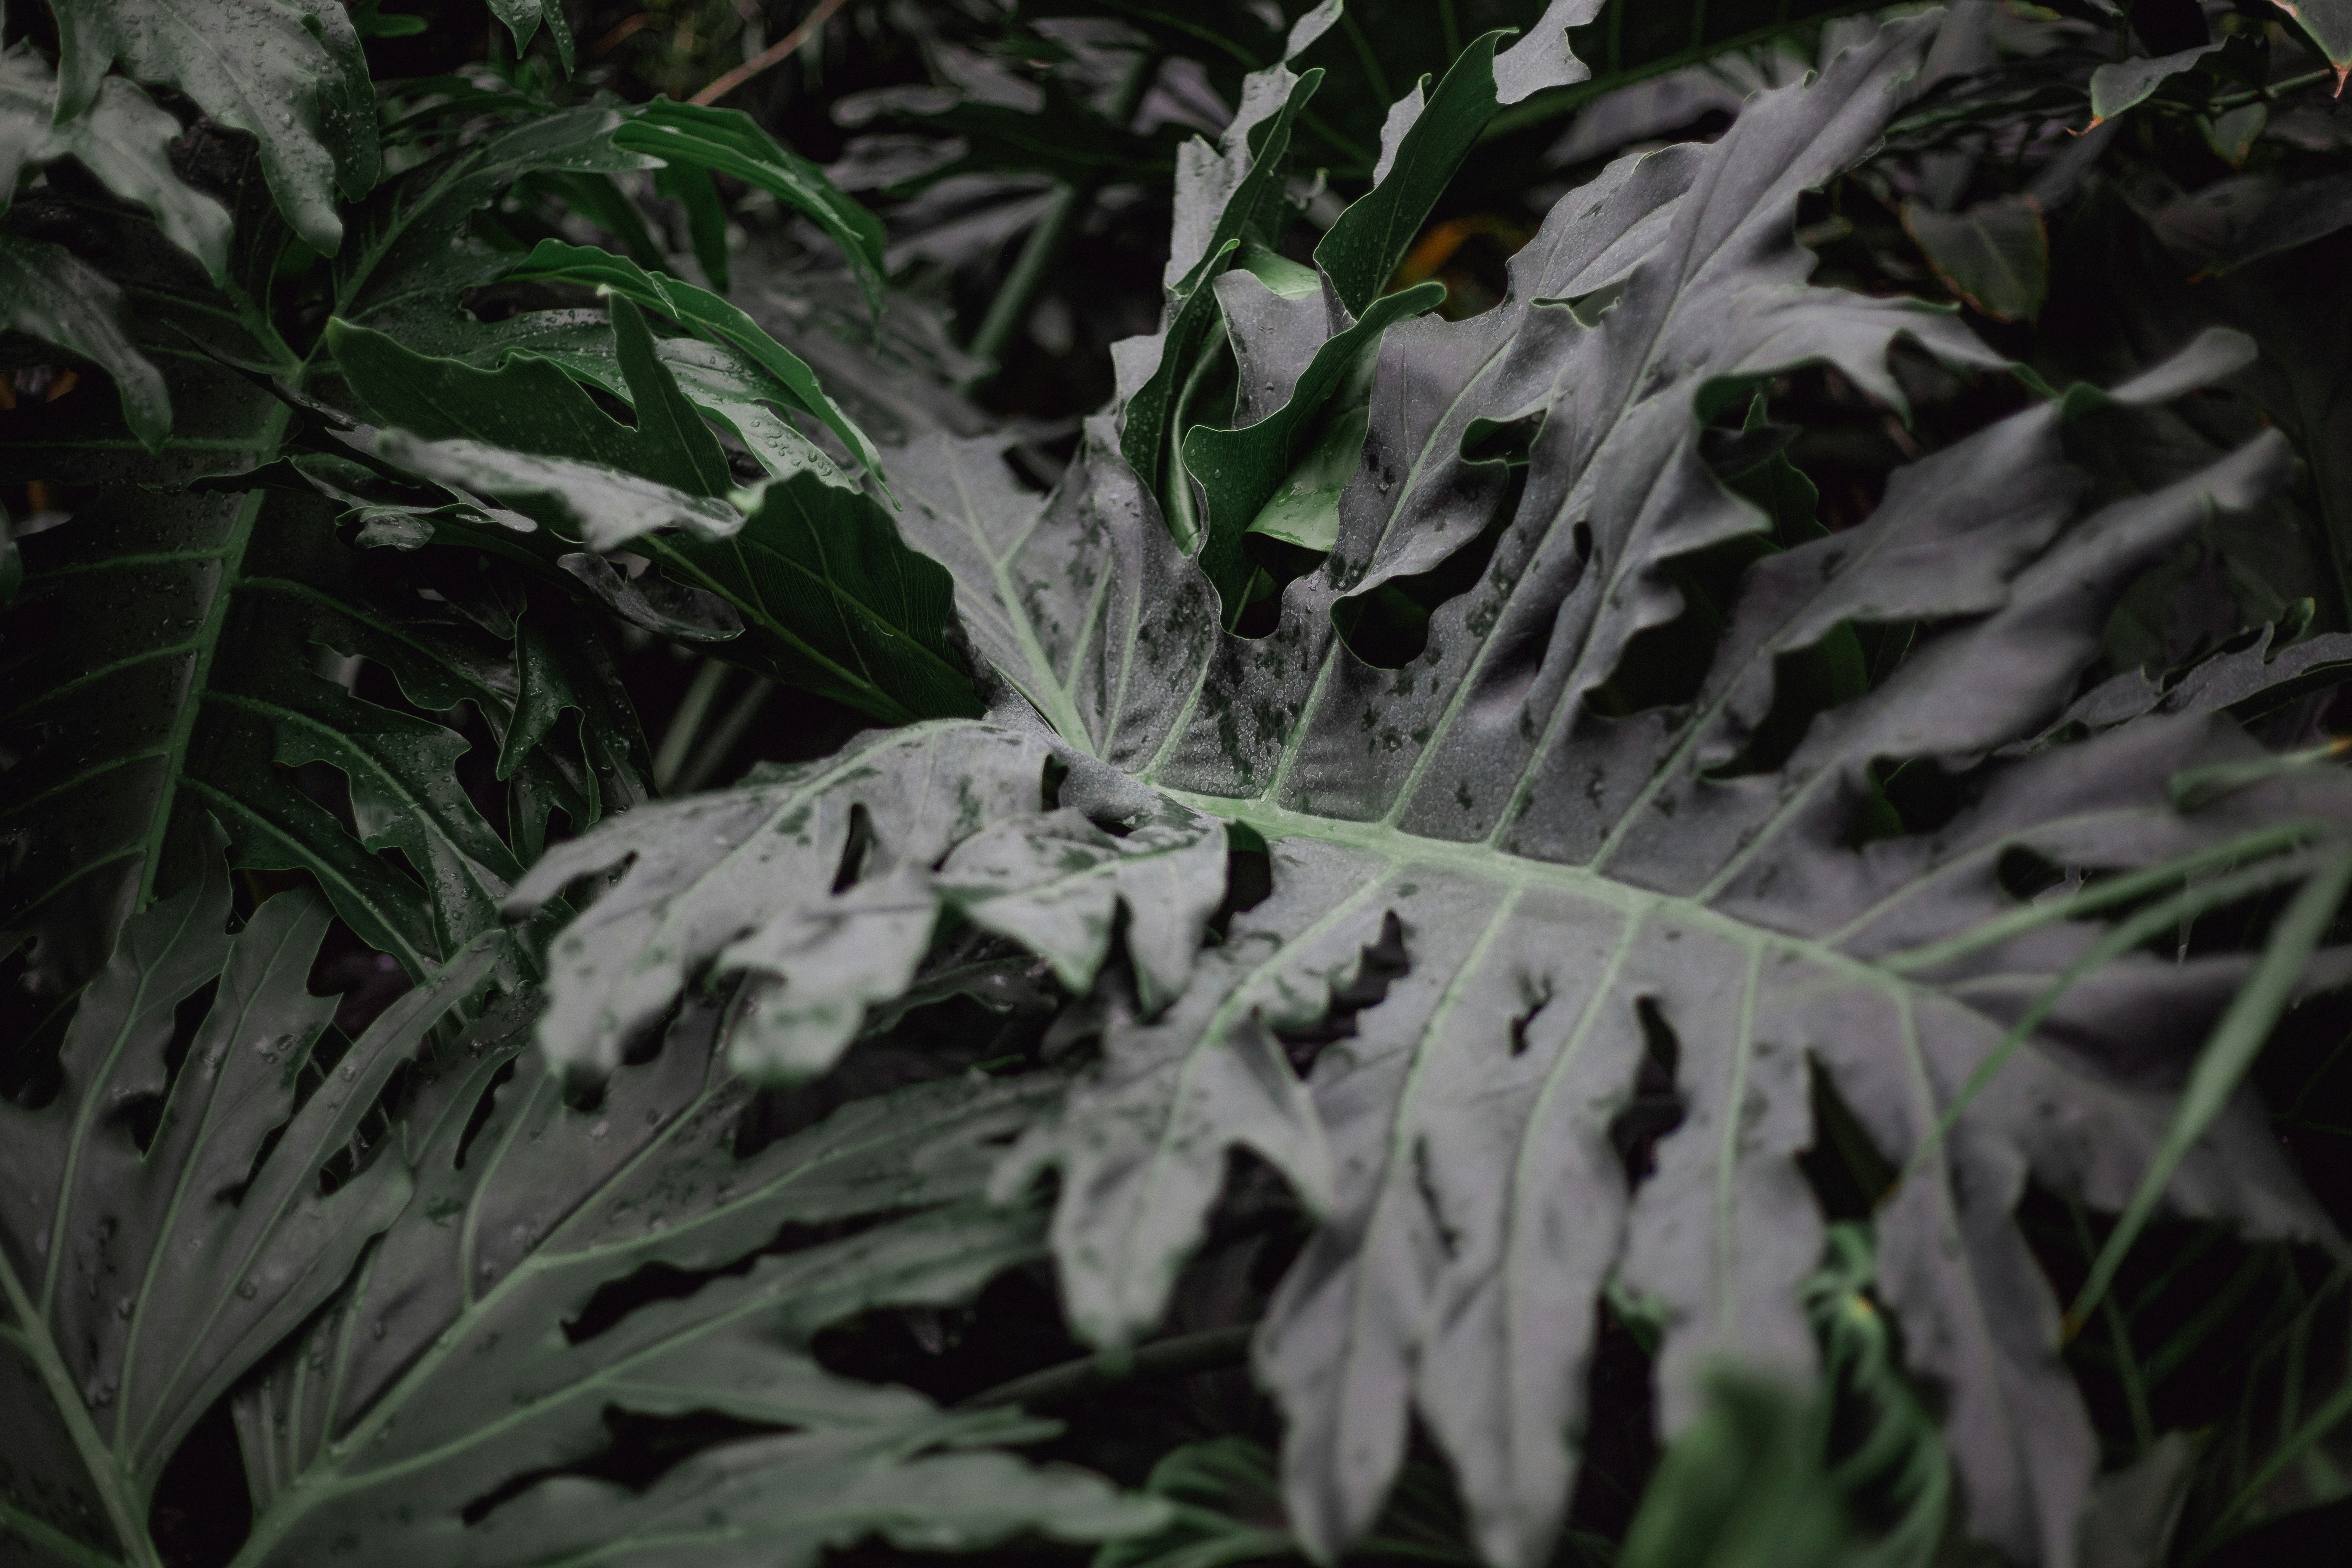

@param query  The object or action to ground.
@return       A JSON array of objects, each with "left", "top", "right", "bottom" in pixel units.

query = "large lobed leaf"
[
  {"left": 0, "top": 852, "right": 495, "bottom": 1565},
  {"left": 519, "top": 16, "right": 2352, "bottom": 1568},
  {"left": 226, "top": 984, "right": 1157, "bottom": 1567},
  {"left": 0, "top": 846, "right": 1161, "bottom": 1567}
]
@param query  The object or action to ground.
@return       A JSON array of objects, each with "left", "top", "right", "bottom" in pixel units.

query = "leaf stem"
[
  {"left": 957, "top": 1323, "right": 1254, "bottom": 1409},
  {"left": 654, "top": 658, "right": 731, "bottom": 792},
  {"left": 689, "top": 0, "right": 852, "bottom": 107},
  {"left": 674, "top": 676, "right": 774, "bottom": 793}
]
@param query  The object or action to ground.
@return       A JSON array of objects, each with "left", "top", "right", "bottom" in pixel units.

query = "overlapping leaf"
[
  {"left": 0, "top": 854, "right": 496, "bottom": 1567},
  {"left": 47, "top": 0, "right": 377, "bottom": 254},
  {"left": 328, "top": 300, "right": 979, "bottom": 725},
  {"left": 0, "top": 478, "right": 642, "bottom": 997},
  {"left": 513, "top": 18, "right": 2352, "bottom": 1568}
]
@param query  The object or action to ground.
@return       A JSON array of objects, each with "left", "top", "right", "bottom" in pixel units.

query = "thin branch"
[{"left": 690, "top": 0, "right": 852, "bottom": 107}]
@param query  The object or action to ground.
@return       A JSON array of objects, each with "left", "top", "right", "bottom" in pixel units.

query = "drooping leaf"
[
  {"left": 46, "top": 0, "right": 377, "bottom": 254},
  {"left": 503, "top": 240, "right": 887, "bottom": 485},
  {"left": 0, "top": 855, "right": 496, "bottom": 1567},
  {"left": 328, "top": 309, "right": 979, "bottom": 723},
  {"left": 223, "top": 991, "right": 1162, "bottom": 1567},
  {"left": 487, "top": 0, "right": 576, "bottom": 71},
  {"left": 0, "top": 43, "right": 232, "bottom": 280},
  {"left": 615, "top": 98, "right": 890, "bottom": 315},
  {"left": 0, "top": 233, "right": 172, "bottom": 450}
]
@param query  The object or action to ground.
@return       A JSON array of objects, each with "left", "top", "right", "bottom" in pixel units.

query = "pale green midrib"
[
  {"left": 1117, "top": 873, "right": 1398, "bottom": 1297},
  {"left": 1156, "top": 789, "right": 2082, "bottom": 1020},
  {"left": 134, "top": 400, "right": 290, "bottom": 908},
  {"left": 943, "top": 452, "right": 1090, "bottom": 749},
  {"left": 118, "top": 914, "right": 318, "bottom": 1470},
  {"left": 0, "top": 1251, "right": 155, "bottom": 1568},
  {"left": 1497, "top": 906, "right": 1642, "bottom": 1514},
  {"left": 1711, "top": 946, "right": 1766, "bottom": 1341}
]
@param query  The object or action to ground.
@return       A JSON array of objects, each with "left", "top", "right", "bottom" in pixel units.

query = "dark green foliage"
[{"left": 12, "top": 4, "right": 2352, "bottom": 1568}]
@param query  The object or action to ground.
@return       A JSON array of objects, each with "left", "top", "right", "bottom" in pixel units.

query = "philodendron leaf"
[
  {"left": 506, "top": 720, "right": 1227, "bottom": 1081},
  {"left": 515, "top": 16, "right": 2352, "bottom": 1568},
  {"left": 921, "top": 21, "right": 2346, "bottom": 1568},
  {"left": 0, "top": 478, "right": 627, "bottom": 996},
  {"left": 47, "top": 0, "right": 376, "bottom": 254},
  {"left": 0, "top": 233, "right": 172, "bottom": 450},
  {"left": 222, "top": 989, "right": 1161, "bottom": 1567},
  {"left": 0, "top": 854, "right": 496, "bottom": 1567},
  {"left": 0, "top": 44, "right": 232, "bottom": 280}
]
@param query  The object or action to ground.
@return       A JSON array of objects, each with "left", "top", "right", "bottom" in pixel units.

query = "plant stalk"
[{"left": 958, "top": 1323, "right": 1254, "bottom": 1410}]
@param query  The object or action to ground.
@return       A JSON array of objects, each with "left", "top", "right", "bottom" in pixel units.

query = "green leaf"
[
  {"left": 617, "top": 98, "right": 890, "bottom": 315},
  {"left": 327, "top": 311, "right": 977, "bottom": 723},
  {"left": 2088, "top": 43, "right": 2224, "bottom": 124},
  {"left": 1184, "top": 281, "right": 1444, "bottom": 618},
  {"left": 47, "top": 0, "right": 377, "bottom": 254},
  {"left": 0, "top": 470, "right": 625, "bottom": 995},
  {"left": 0, "top": 234, "right": 172, "bottom": 450},
  {"left": 0, "top": 44, "right": 233, "bottom": 281},
  {"left": 2277, "top": 0, "right": 2352, "bottom": 85},
  {"left": 1902, "top": 195, "right": 2048, "bottom": 322},
  {"left": 1617, "top": 1374, "right": 1853, "bottom": 1568},
  {"left": 332, "top": 108, "right": 659, "bottom": 351},
  {"left": 503, "top": 239, "right": 887, "bottom": 487},
  {"left": 487, "top": 0, "right": 575, "bottom": 72},
  {"left": 0, "top": 858, "right": 496, "bottom": 1567},
  {"left": 1314, "top": 31, "right": 1512, "bottom": 317},
  {"left": 218, "top": 984, "right": 1161, "bottom": 1565}
]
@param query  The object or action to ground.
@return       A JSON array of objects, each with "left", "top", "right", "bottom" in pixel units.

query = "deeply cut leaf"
[
  {"left": 0, "top": 854, "right": 495, "bottom": 1566},
  {"left": 226, "top": 990, "right": 1161, "bottom": 1566}
]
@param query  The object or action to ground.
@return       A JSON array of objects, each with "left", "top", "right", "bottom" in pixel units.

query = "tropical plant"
[{"left": 9, "top": 3, "right": 2352, "bottom": 1568}]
